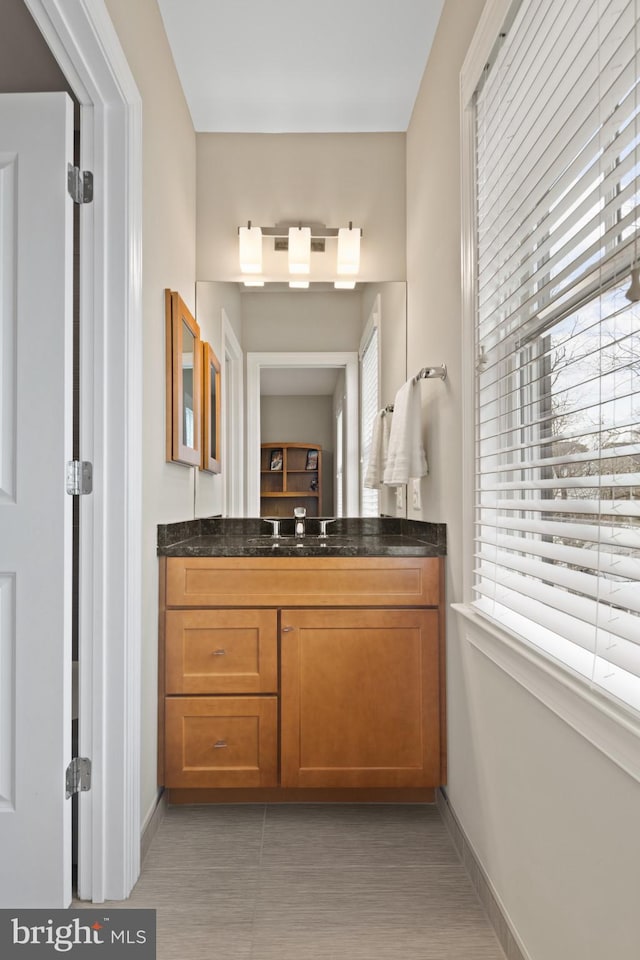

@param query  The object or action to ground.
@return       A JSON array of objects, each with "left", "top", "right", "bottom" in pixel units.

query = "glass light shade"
[
  {"left": 334, "top": 280, "right": 356, "bottom": 289},
  {"left": 337, "top": 226, "right": 360, "bottom": 275},
  {"left": 288, "top": 227, "right": 311, "bottom": 274},
  {"left": 243, "top": 280, "right": 265, "bottom": 287},
  {"left": 289, "top": 280, "right": 309, "bottom": 289},
  {"left": 239, "top": 226, "right": 262, "bottom": 274}
]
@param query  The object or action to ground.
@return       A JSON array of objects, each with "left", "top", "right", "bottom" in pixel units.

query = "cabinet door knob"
[
  {"left": 213, "top": 740, "right": 227, "bottom": 749},
  {"left": 282, "top": 626, "right": 294, "bottom": 632},
  {"left": 212, "top": 649, "right": 226, "bottom": 656}
]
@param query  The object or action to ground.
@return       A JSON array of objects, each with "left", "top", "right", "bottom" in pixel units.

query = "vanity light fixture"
[
  {"left": 238, "top": 222, "right": 263, "bottom": 274},
  {"left": 289, "top": 280, "right": 309, "bottom": 289},
  {"left": 236, "top": 222, "right": 363, "bottom": 281},
  {"left": 243, "top": 280, "right": 265, "bottom": 287},
  {"left": 334, "top": 280, "right": 356, "bottom": 290},
  {"left": 337, "top": 222, "right": 361, "bottom": 276},
  {"left": 288, "top": 226, "right": 311, "bottom": 274}
]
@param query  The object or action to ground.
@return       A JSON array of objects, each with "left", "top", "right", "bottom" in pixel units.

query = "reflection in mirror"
[
  {"left": 165, "top": 289, "right": 201, "bottom": 467},
  {"left": 202, "top": 341, "right": 221, "bottom": 474},
  {"left": 182, "top": 321, "right": 195, "bottom": 448},
  {"left": 194, "top": 281, "right": 407, "bottom": 517}
]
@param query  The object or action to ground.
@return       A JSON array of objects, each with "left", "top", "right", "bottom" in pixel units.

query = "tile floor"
[{"left": 91, "top": 803, "right": 507, "bottom": 960}]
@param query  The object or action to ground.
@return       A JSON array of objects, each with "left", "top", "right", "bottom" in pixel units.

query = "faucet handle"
[
  {"left": 318, "top": 518, "right": 336, "bottom": 535},
  {"left": 262, "top": 518, "right": 281, "bottom": 537}
]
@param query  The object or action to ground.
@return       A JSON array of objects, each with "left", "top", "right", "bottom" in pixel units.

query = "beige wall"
[
  {"left": 242, "top": 289, "right": 362, "bottom": 353},
  {"left": 407, "top": 3, "right": 640, "bottom": 959},
  {"left": 196, "top": 133, "right": 406, "bottom": 283},
  {"left": 0, "top": 0, "right": 73, "bottom": 97},
  {"left": 104, "top": 0, "right": 197, "bottom": 827},
  {"left": 194, "top": 281, "right": 243, "bottom": 519},
  {"left": 261, "top": 397, "right": 334, "bottom": 516}
]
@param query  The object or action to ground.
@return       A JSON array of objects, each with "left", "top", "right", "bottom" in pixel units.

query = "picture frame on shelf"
[
  {"left": 305, "top": 449, "right": 319, "bottom": 470},
  {"left": 270, "top": 449, "right": 283, "bottom": 471}
]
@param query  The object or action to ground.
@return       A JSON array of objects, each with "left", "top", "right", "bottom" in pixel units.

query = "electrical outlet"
[{"left": 411, "top": 478, "right": 422, "bottom": 511}]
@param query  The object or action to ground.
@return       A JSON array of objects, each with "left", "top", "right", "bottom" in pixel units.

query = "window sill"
[{"left": 452, "top": 603, "right": 640, "bottom": 785}]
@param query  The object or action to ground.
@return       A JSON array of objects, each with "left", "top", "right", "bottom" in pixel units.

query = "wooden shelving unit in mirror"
[{"left": 260, "top": 442, "right": 322, "bottom": 518}]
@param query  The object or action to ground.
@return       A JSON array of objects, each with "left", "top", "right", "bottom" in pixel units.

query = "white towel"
[
  {"left": 383, "top": 380, "right": 428, "bottom": 486},
  {"left": 364, "top": 410, "right": 391, "bottom": 489}
]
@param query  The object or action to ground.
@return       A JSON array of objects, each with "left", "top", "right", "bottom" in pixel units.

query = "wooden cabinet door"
[{"left": 280, "top": 609, "right": 441, "bottom": 788}]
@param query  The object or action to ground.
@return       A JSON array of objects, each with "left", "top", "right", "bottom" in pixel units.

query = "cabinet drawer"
[
  {"left": 165, "top": 556, "right": 441, "bottom": 607},
  {"left": 165, "top": 609, "right": 277, "bottom": 694},
  {"left": 164, "top": 696, "right": 278, "bottom": 788}
]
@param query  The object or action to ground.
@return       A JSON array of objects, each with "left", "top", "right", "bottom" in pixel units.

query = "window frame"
[
  {"left": 359, "top": 298, "right": 381, "bottom": 517},
  {"left": 458, "top": 0, "right": 640, "bottom": 781}
]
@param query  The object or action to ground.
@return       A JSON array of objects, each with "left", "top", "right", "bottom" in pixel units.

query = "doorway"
[
  {"left": 246, "top": 352, "right": 359, "bottom": 517},
  {"left": 9, "top": 0, "right": 144, "bottom": 904}
]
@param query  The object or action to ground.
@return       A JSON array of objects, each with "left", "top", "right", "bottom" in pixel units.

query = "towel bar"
[
  {"left": 383, "top": 363, "right": 447, "bottom": 413},
  {"left": 413, "top": 364, "right": 447, "bottom": 382}
]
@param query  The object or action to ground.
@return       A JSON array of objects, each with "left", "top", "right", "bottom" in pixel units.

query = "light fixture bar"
[{"left": 240, "top": 226, "right": 364, "bottom": 239}]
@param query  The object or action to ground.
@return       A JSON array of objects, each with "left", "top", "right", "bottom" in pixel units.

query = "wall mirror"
[
  {"left": 165, "top": 289, "right": 202, "bottom": 467},
  {"left": 202, "top": 340, "right": 221, "bottom": 473},
  {"left": 194, "top": 281, "right": 407, "bottom": 518}
]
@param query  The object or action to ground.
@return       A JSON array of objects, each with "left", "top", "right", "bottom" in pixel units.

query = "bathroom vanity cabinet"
[{"left": 159, "top": 552, "right": 446, "bottom": 802}]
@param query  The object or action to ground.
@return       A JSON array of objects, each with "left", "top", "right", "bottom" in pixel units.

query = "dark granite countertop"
[{"left": 157, "top": 517, "right": 446, "bottom": 558}]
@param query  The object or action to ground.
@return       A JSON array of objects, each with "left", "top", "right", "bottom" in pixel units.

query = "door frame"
[
  {"left": 246, "top": 351, "right": 359, "bottom": 516},
  {"left": 222, "top": 310, "right": 245, "bottom": 517},
  {"left": 25, "top": 0, "right": 143, "bottom": 901}
]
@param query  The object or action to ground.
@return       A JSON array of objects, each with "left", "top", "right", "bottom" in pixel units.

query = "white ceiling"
[{"left": 157, "top": 0, "right": 445, "bottom": 133}]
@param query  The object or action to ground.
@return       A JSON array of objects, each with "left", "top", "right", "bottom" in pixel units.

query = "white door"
[{"left": 0, "top": 93, "right": 74, "bottom": 907}]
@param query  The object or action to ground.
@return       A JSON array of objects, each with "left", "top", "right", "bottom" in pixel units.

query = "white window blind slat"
[
  {"left": 478, "top": 23, "right": 631, "bottom": 254},
  {"left": 478, "top": 14, "right": 634, "bottom": 231},
  {"left": 473, "top": 0, "right": 640, "bottom": 713},
  {"left": 475, "top": 516, "right": 640, "bottom": 551},
  {"left": 476, "top": 551, "right": 640, "bottom": 616},
  {"left": 473, "top": 588, "right": 640, "bottom": 678},
  {"left": 477, "top": 532, "right": 640, "bottom": 582}
]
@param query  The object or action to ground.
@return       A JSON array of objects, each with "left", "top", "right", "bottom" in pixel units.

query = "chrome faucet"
[
  {"left": 262, "top": 518, "right": 281, "bottom": 538},
  {"left": 318, "top": 518, "right": 336, "bottom": 536},
  {"left": 294, "top": 506, "right": 306, "bottom": 537}
]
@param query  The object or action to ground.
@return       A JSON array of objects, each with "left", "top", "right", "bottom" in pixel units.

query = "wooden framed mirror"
[
  {"left": 201, "top": 341, "right": 221, "bottom": 473},
  {"left": 165, "top": 289, "right": 201, "bottom": 466}
]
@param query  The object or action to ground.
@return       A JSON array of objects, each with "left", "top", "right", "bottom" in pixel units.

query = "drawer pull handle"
[
  {"left": 212, "top": 649, "right": 226, "bottom": 656},
  {"left": 282, "top": 626, "right": 294, "bottom": 632},
  {"left": 213, "top": 740, "right": 228, "bottom": 749}
]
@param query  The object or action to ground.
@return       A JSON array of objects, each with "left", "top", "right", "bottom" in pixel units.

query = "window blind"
[
  {"left": 474, "top": 0, "right": 640, "bottom": 711},
  {"left": 360, "top": 324, "right": 380, "bottom": 516}
]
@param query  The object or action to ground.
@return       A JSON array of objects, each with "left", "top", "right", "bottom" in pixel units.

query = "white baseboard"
[
  {"left": 140, "top": 790, "right": 167, "bottom": 866},
  {"left": 437, "top": 788, "right": 530, "bottom": 960}
]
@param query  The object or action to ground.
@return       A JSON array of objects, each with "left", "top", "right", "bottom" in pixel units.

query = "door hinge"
[
  {"left": 66, "top": 460, "right": 93, "bottom": 496},
  {"left": 67, "top": 163, "right": 93, "bottom": 204},
  {"left": 66, "top": 757, "right": 91, "bottom": 798}
]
